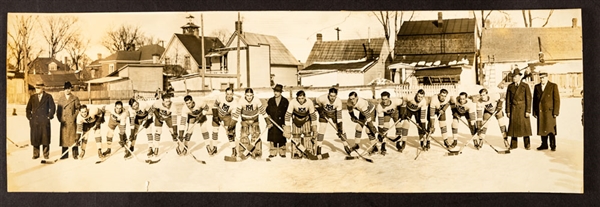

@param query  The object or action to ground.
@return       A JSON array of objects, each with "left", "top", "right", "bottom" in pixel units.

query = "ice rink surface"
[{"left": 6, "top": 98, "right": 583, "bottom": 193}]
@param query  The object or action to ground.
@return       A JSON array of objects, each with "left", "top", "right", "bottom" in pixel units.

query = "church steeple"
[{"left": 181, "top": 15, "right": 200, "bottom": 38}]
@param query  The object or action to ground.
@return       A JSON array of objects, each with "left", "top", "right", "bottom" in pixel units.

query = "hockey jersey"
[
  {"left": 180, "top": 99, "right": 209, "bottom": 126},
  {"left": 234, "top": 97, "right": 266, "bottom": 121},
  {"left": 76, "top": 106, "right": 103, "bottom": 133},
  {"left": 285, "top": 98, "right": 318, "bottom": 127},
  {"left": 152, "top": 100, "right": 177, "bottom": 122},
  {"left": 401, "top": 93, "right": 428, "bottom": 122},
  {"left": 376, "top": 98, "right": 402, "bottom": 125},
  {"left": 315, "top": 94, "right": 343, "bottom": 121},
  {"left": 107, "top": 105, "right": 129, "bottom": 125},
  {"left": 348, "top": 98, "right": 375, "bottom": 121},
  {"left": 128, "top": 101, "right": 153, "bottom": 122},
  {"left": 474, "top": 93, "right": 503, "bottom": 121},
  {"left": 450, "top": 96, "right": 476, "bottom": 118},
  {"left": 213, "top": 95, "right": 237, "bottom": 117},
  {"left": 429, "top": 93, "right": 452, "bottom": 119}
]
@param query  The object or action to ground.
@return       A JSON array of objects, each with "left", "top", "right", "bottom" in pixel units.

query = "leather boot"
[
  {"left": 43, "top": 145, "right": 50, "bottom": 159},
  {"left": 510, "top": 137, "right": 518, "bottom": 149},
  {"left": 72, "top": 146, "right": 79, "bottom": 160},
  {"left": 524, "top": 136, "right": 531, "bottom": 150},
  {"left": 537, "top": 136, "right": 549, "bottom": 150},
  {"left": 32, "top": 146, "right": 40, "bottom": 159},
  {"left": 549, "top": 134, "right": 556, "bottom": 151},
  {"left": 61, "top": 147, "right": 69, "bottom": 159}
]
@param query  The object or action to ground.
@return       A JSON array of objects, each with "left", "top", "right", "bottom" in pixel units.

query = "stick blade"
[
  {"left": 365, "top": 158, "right": 374, "bottom": 163},
  {"left": 19, "top": 145, "right": 29, "bottom": 148},
  {"left": 224, "top": 156, "right": 240, "bottom": 162},
  {"left": 499, "top": 150, "right": 511, "bottom": 154},
  {"left": 40, "top": 159, "right": 56, "bottom": 164},
  {"left": 345, "top": 156, "right": 357, "bottom": 160},
  {"left": 146, "top": 159, "right": 161, "bottom": 164}
]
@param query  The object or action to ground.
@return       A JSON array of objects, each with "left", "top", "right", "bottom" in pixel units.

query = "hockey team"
[{"left": 33, "top": 84, "right": 524, "bottom": 163}]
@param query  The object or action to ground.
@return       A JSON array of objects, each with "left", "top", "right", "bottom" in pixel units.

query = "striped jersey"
[
  {"left": 108, "top": 105, "right": 129, "bottom": 125},
  {"left": 450, "top": 96, "right": 476, "bottom": 115},
  {"left": 152, "top": 100, "right": 177, "bottom": 122},
  {"left": 234, "top": 97, "right": 266, "bottom": 121},
  {"left": 429, "top": 94, "right": 451, "bottom": 119},
  {"left": 376, "top": 98, "right": 402, "bottom": 125},
  {"left": 76, "top": 106, "right": 103, "bottom": 133},
  {"left": 213, "top": 95, "right": 237, "bottom": 117},
  {"left": 401, "top": 93, "right": 428, "bottom": 122},
  {"left": 128, "top": 101, "right": 152, "bottom": 120},
  {"left": 180, "top": 99, "right": 209, "bottom": 125},
  {"left": 315, "top": 94, "right": 343, "bottom": 120},
  {"left": 348, "top": 98, "right": 376, "bottom": 119},
  {"left": 285, "top": 98, "right": 318, "bottom": 126}
]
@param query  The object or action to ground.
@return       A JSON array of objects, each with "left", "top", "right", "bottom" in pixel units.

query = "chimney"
[
  {"left": 152, "top": 54, "right": 160, "bottom": 64},
  {"left": 235, "top": 21, "right": 243, "bottom": 34},
  {"left": 97, "top": 53, "right": 102, "bottom": 60},
  {"left": 64, "top": 56, "right": 68, "bottom": 65},
  {"left": 572, "top": 18, "right": 578, "bottom": 28},
  {"left": 437, "top": 12, "right": 443, "bottom": 28},
  {"left": 316, "top": 33, "right": 322, "bottom": 43}
]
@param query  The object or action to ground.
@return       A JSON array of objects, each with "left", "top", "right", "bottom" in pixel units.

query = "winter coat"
[
  {"left": 533, "top": 81, "right": 560, "bottom": 136},
  {"left": 266, "top": 96, "right": 289, "bottom": 146},
  {"left": 56, "top": 92, "right": 81, "bottom": 146},
  {"left": 26, "top": 92, "right": 56, "bottom": 146},
  {"left": 505, "top": 82, "right": 533, "bottom": 137}
]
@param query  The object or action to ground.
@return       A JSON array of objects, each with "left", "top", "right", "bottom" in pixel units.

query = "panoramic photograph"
[{"left": 5, "top": 9, "right": 583, "bottom": 193}]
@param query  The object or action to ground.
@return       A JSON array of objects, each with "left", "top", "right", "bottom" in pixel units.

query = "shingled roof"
[
  {"left": 28, "top": 73, "right": 83, "bottom": 88},
  {"left": 174, "top": 34, "right": 224, "bottom": 66},
  {"left": 227, "top": 32, "right": 299, "bottom": 66},
  {"left": 480, "top": 27, "right": 582, "bottom": 62},
  {"left": 305, "top": 38, "right": 385, "bottom": 66},
  {"left": 103, "top": 44, "right": 165, "bottom": 62},
  {"left": 28, "top": 57, "right": 70, "bottom": 74},
  {"left": 398, "top": 18, "right": 476, "bottom": 36}
]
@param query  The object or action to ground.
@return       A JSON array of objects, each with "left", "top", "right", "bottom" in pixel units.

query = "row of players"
[{"left": 73, "top": 87, "right": 505, "bottom": 160}]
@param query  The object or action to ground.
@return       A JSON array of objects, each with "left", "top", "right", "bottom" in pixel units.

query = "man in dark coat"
[
  {"left": 505, "top": 68, "right": 533, "bottom": 150},
  {"left": 56, "top": 81, "right": 81, "bottom": 159},
  {"left": 533, "top": 72, "right": 560, "bottom": 151},
  {"left": 26, "top": 83, "right": 56, "bottom": 159},
  {"left": 266, "top": 84, "right": 289, "bottom": 158}
]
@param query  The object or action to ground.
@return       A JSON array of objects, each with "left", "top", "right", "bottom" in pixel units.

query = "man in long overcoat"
[
  {"left": 266, "top": 84, "right": 289, "bottom": 158},
  {"left": 505, "top": 68, "right": 533, "bottom": 150},
  {"left": 533, "top": 72, "right": 560, "bottom": 151},
  {"left": 26, "top": 83, "right": 56, "bottom": 159},
  {"left": 56, "top": 81, "right": 81, "bottom": 159}
]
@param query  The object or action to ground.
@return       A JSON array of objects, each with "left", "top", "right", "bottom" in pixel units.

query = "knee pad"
[{"left": 451, "top": 120, "right": 459, "bottom": 129}]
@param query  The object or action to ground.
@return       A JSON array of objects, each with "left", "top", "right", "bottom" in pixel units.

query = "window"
[
  {"left": 109, "top": 64, "right": 115, "bottom": 73},
  {"left": 184, "top": 55, "right": 190, "bottom": 71},
  {"left": 49, "top": 62, "right": 57, "bottom": 71}
]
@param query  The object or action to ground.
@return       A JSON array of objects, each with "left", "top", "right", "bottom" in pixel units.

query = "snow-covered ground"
[{"left": 6, "top": 98, "right": 583, "bottom": 193}]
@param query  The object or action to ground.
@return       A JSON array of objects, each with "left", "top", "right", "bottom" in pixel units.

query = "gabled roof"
[
  {"left": 103, "top": 44, "right": 165, "bottom": 62},
  {"left": 175, "top": 34, "right": 224, "bottom": 66},
  {"left": 305, "top": 38, "right": 385, "bottom": 65},
  {"left": 28, "top": 57, "right": 70, "bottom": 74},
  {"left": 389, "top": 53, "right": 475, "bottom": 67},
  {"left": 398, "top": 18, "right": 476, "bottom": 36},
  {"left": 28, "top": 73, "right": 83, "bottom": 87},
  {"left": 480, "top": 27, "right": 582, "bottom": 62},
  {"left": 227, "top": 32, "right": 299, "bottom": 66}
]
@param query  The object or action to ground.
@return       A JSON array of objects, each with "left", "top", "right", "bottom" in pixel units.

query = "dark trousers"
[
  {"left": 61, "top": 146, "right": 79, "bottom": 159},
  {"left": 540, "top": 133, "right": 556, "bottom": 150},
  {"left": 33, "top": 145, "right": 50, "bottom": 158}
]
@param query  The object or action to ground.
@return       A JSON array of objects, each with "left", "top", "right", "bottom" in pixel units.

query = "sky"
[{"left": 7, "top": 9, "right": 581, "bottom": 64}]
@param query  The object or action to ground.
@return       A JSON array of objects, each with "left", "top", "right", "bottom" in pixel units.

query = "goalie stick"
[
  {"left": 266, "top": 116, "right": 322, "bottom": 160},
  {"left": 7, "top": 137, "right": 29, "bottom": 148}
]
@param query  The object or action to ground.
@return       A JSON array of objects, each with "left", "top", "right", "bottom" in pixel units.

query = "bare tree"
[
  {"left": 522, "top": 10, "right": 555, "bottom": 27},
  {"left": 40, "top": 15, "right": 80, "bottom": 58},
  {"left": 102, "top": 24, "right": 149, "bottom": 53},
  {"left": 65, "top": 34, "right": 90, "bottom": 71},
  {"left": 373, "top": 11, "right": 414, "bottom": 61},
  {"left": 210, "top": 28, "right": 231, "bottom": 45},
  {"left": 7, "top": 15, "right": 43, "bottom": 92}
]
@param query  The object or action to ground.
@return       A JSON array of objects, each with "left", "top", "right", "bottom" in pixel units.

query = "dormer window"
[{"left": 49, "top": 62, "right": 57, "bottom": 71}]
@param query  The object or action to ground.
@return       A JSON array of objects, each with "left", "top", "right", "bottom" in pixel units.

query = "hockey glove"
[
  {"left": 336, "top": 121, "right": 344, "bottom": 135},
  {"left": 212, "top": 108, "right": 220, "bottom": 123},
  {"left": 470, "top": 124, "right": 477, "bottom": 136},
  {"left": 142, "top": 119, "right": 152, "bottom": 128}
]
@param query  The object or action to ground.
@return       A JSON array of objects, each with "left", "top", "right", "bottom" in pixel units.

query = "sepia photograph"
[{"left": 5, "top": 9, "right": 583, "bottom": 193}]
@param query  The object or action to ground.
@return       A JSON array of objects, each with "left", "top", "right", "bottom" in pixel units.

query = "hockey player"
[
  {"left": 428, "top": 89, "right": 452, "bottom": 149},
  {"left": 315, "top": 88, "right": 352, "bottom": 155},
  {"left": 283, "top": 90, "right": 319, "bottom": 159},
  {"left": 149, "top": 93, "right": 178, "bottom": 158},
  {"left": 178, "top": 95, "right": 210, "bottom": 155},
  {"left": 103, "top": 101, "right": 129, "bottom": 157},
  {"left": 399, "top": 89, "right": 429, "bottom": 151},
  {"left": 75, "top": 105, "right": 105, "bottom": 159},
  {"left": 126, "top": 98, "right": 154, "bottom": 159},
  {"left": 233, "top": 88, "right": 268, "bottom": 158},
  {"left": 474, "top": 88, "right": 508, "bottom": 149},
  {"left": 449, "top": 92, "right": 478, "bottom": 148},
  {"left": 376, "top": 91, "right": 404, "bottom": 154},
  {"left": 347, "top": 91, "right": 381, "bottom": 155},
  {"left": 212, "top": 87, "right": 239, "bottom": 158}
]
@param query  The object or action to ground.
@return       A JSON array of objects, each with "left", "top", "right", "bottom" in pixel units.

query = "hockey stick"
[
  {"left": 224, "top": 137, "right": 262, "bottom": 162},
  {"left": 325, "top": 118, "right": 373, "bottom": 163},
  {"left": 95, "top": 145, "right": 124, "bottom": 164},
  {"left": 266, "top": 116, "right": 321, "bottom": 160},
  {"left": 146, "top": 141, "right": 176, "bottom": 164},
  {"left": 405, "top": 118, "right": 432, "bottom": 160},
  {"left": 7, "top": 137, "right": 29, "bottom": 148},
  {"left": 122, "top": 140, "right": 148, "bottom": 163},
  {"left": 180, "top": 143, "right": 207, "bottom": 164},
  {"left": 447, "top": 110, "right": 498, "bottom": 156},
  {"left": 457, "top": 116, "right": 510, "bottom": 154},
  {"left": 41, "top": 131, "right": 86, "bottom": 164}
]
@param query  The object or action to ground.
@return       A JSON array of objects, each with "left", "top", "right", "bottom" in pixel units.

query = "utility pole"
[
  {"left": 335, "top": 27, "right": 341, "bottom": 40},
  {"left": 201, "top": 13, "right": 206, "bottom": 90},
  {"left": 236, "top": 12, "right": 241, "bottom": 89}
]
